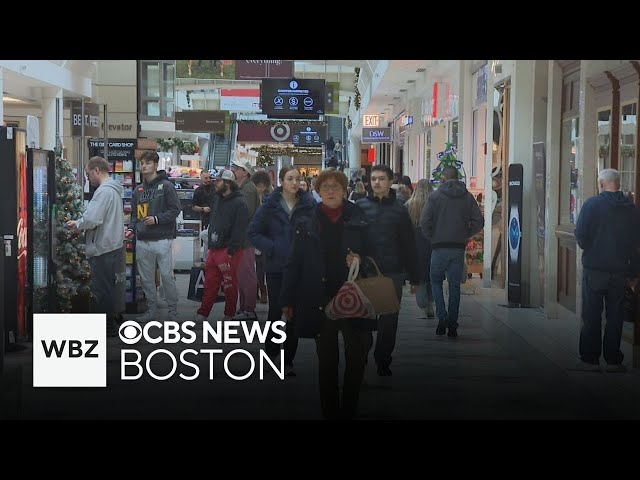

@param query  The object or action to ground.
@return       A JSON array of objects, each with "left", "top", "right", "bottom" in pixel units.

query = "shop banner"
[
  {"left": 71, "top": 101, "right": 100, "bottom": 137},
  {"left": 220, "top": 89, "right": 261, "bottom": 112},
  {"left": 507, "top": 163, "right": 523, "bottom": 305}
]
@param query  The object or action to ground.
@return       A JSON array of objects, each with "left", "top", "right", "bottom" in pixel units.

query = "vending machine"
[
  {"left": 0, "top": 128, "right": 56, "bottom": 349},
  {"left": 0, "top": 126, "right": 28, "bottom": 348},
  {"left": 27, "top": 148, "right": 56, "bottom": 317}
]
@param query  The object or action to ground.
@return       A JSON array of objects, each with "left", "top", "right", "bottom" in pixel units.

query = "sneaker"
[
  {"left": 436, "top": 323, "right": 447, "bottom": 336},
  {"left": 234, "top": 311, "right": 258, "bottom": 321},
  {"left": 605, "top": 363, "right": 627, "bottom": 373},
  {"left": 447, "top": 327, "right": 458, "bottom": 338},
  {"left": 377, "top": 366, "right": 392, "bottom": 377},
  {"left": 167, "top": 311, "right": 181, "bottom": 323},
  {"left": 571, "top": 361, "right": 601, "bottom": 372},
  {"left": 137, "top": 311, "right": 157, "bottom": 323},
  {"left": 194, "top": 313, "right": 208, "bottom": 323},
  {"left": 222, "top": 315, "right": 233, "bottom": 321},
  {"left": 156, "top": 298, "right": 169, "bottom": 309},
  {"left": 284, "top": 364, "right": 297, "bottom": 377}
]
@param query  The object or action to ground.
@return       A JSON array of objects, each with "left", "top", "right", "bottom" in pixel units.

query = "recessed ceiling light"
[
  {"left": 406, "top": 80, "right": 415, "bottom": 84},
  {"left": 3, "top": 95, "right": 29, "bottom": 104},
  {"left": 399, "top": 89, "right": 407, "bottom": 92}
]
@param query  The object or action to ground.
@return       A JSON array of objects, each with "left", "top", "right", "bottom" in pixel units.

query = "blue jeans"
[
  {"left": 579, "top": 268, "right": 626, "bottom": 365},
  {"left": 430, "top": 248, "right": 465, "bottom": 328}
]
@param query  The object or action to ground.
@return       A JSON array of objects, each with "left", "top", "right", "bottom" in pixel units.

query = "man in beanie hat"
[
  {"left": 230, "top": 157, "right": 261, "bottom": 320},
  {"left": 195, "top": 169, "right": 249, "bottom": 322}
]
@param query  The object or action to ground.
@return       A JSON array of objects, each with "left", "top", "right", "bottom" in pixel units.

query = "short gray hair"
[{"left": 598, "top": 168, "right": 620, "bottom": 184}]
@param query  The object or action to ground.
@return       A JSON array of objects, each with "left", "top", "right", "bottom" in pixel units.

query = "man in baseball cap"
[
  {"left": 231, "top": 158, "right": 255, "bottom": 176},
  {"left": 229, "top": 157, "right": 261, "bottom": 320},
  {"left": 195, "top": 167, "right": 249, "bottom": 322}
]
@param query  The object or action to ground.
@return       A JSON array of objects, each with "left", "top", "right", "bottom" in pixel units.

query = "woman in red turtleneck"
[{"left": 280, "top": 169, "right": 372, "bottom": 420}]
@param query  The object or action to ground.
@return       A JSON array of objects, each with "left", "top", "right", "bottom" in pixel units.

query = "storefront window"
[
  {"left": 619, "top": 102, "right": 637, "bottom": 199},
  {"left": 139, "top": 60, "right": 176, "bottom": 122},
  {"left": 560, "top": 116, "right": 579, "bottom": 224}
]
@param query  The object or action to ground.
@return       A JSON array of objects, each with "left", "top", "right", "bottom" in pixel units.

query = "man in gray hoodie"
[
  {"left": 420, "top": 166, "right": 484, "bottom": 337},
  {"left": 67, "top": 156, "right": 125, "bottom": 337}
]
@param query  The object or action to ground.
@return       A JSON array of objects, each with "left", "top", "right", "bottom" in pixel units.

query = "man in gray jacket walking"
[
  {"left": 67, "top": 156, "right": 125, "bottom": 337},
  {"left": 420, "top": 166, "right": 484, "bottom": 337}
]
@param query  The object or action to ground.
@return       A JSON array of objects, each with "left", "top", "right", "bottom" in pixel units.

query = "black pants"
[
  {"left": 366, "top": 274, "right": 404, "bottom": 369},
  {"left": 265, "top": 272, "right": 298, "bottom": 366},
  {"left": 315, "top": 317, "right": 369, "bottom": 420},
  {"left": 88, "top": 247, "right": 125, "bottom": 334},
  {"left": 580, "top": 268, "right": 626, "bottom": 365}
]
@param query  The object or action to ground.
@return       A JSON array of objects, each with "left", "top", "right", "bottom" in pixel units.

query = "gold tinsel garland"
[
  {"left": 251, "top": 145, "right": 323, "bottom": 168},
  {"left": 233, "top": 119, "right": 327, "bottom": 126}
]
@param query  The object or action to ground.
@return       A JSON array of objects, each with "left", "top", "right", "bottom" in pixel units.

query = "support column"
[
  {"left": 528, "top": 60, "right": 549, "bottom": 307},
  {"left": 349, "top": 136, "right": 361, "bottom": 173},
  {"left": 483, "top": 63, "right": 495, "bottom": 287},
  {"left": 507, "top": 60, "right": 535, "bottom": 306},
  {"left": 0, "top": 68, "right": 4, "bottom": 124},
  {"left": 459, "top": 60, "right": 473, "bottom": 170},
  {"left": 574, "top": 60, "right": 599, "bottom": 321},
  {"left": 41, "top": 87, "right": 64, "bottom": 151},
  {"left": 544, "top": 61, "right": 563, "bottom": 317}
]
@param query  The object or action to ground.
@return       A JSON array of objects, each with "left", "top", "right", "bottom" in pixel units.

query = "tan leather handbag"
[{"left": 356, "top": 257, "right": 401, "bottom": 315}]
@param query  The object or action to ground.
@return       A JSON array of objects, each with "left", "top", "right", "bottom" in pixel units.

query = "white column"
[
  {"left": 527, "top": 60, "right": 549, "bottom": 307},
  {"left": 507, "top": 60, "right": 535, "bottom": 305},
  {"left": 349, "top": 136, "right": 361, "bottom": 173},
  {"left": 543, "top": 61, "right": 563, "bottom": 317},
  {"left": 574, "top": 60, "right": 599, "bottom": 321},
  {"left": 459, "top": 60, "right": 474, "bottom": 170},
  {"left": 41, "top": 87, "right": 64, "bottom": 151},
  {"left": 0, "top": 68, "right": 4, "bottom": 124},
  {"left": 483, "top": 63, "right": 495, "bottom": 287}
]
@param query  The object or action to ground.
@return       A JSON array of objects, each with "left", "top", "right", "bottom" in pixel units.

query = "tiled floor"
[{"left": 3, "top": 274, "right": 640, "bottom": 420}]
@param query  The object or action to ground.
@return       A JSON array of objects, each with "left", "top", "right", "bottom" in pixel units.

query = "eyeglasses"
[{"left": 319, "top": 183, "right": 343, "bottom": 192}]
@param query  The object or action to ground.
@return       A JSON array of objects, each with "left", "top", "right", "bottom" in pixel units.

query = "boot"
[
  {"left": 425, "top": 302, "right": 435, "bottom": 318},
  {"left": 258, "top": 283, "right": 268, "bottom": 304}
]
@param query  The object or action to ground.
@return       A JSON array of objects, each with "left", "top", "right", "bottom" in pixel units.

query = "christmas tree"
[
  {"left": 54, "top": 149, "right": 92, "bottom": 312},
  {"left": 431, "top": 142, "right": 466, "bottom": 189}
]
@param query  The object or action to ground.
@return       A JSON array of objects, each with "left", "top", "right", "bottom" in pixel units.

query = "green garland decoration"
[
  {"left": 347, "top": 115, "right": 353, "bottom": 130},
  {"left": 156, "top": 138, "right": 199, "bottom": 155},
  {"left": 354, "top": 67, "right": 361, "bottom": 111},
  {"left": 157, "top": 138, "right": 174, "bottom": 152},
  {"left": 251, "top": 145, "right": 322, "bottom": 168}
]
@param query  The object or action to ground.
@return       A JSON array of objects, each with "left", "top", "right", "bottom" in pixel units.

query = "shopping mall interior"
[{"left": 2, "top": 60, "right": 640, "bottom": 420}]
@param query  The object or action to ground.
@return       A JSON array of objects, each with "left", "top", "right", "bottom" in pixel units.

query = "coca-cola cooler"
[{"left": 0, "top": 127, "right": 56, "bottom": 350}]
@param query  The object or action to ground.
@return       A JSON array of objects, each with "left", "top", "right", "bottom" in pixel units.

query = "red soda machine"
[{"left": 0, "top": 126, "right": 56, "bottom": 351}]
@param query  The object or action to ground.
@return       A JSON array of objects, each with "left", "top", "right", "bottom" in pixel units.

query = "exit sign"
[{"left": 363, "top": 115, "right": 380, "bottom": 127}]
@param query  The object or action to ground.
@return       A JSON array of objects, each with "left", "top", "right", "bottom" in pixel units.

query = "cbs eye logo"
[{"left": 119, "top": 321, "right": 143, "bottom": 345}]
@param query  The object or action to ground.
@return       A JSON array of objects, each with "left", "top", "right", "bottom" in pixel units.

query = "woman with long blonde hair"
[{"left": 405, "top": 179, "right": 435, "bottom": 317}]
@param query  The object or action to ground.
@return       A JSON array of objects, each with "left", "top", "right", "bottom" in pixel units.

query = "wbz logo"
[
  {"left": 41, "top": 339, "right": 99, "bottom": 358},
  {"left": 33, "top": 314, "right": 107, "bottom": 387}
]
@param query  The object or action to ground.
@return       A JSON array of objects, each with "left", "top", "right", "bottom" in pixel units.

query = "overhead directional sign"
[{"left": 362, "top": 127, "right": 391, "bottom": 143}]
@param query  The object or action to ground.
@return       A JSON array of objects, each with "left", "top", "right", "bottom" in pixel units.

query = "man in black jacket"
[
  {"left": 357, "top": 165, "right": 419, "bottom": 376},
  {"left": 574, "top": 168, "right": 640, "bottom": 372},
  {"left": 420, "top": 166, "right": 484, "bottom": 338},
  {"left": 192, "top": 170, "right": 215, "bottom": 229},
  {"left": 195, "top": 169, "right": 249, "bottom": 322},
  {"left": 126, "top": 151, "right": 181, "bottom": 322}
]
